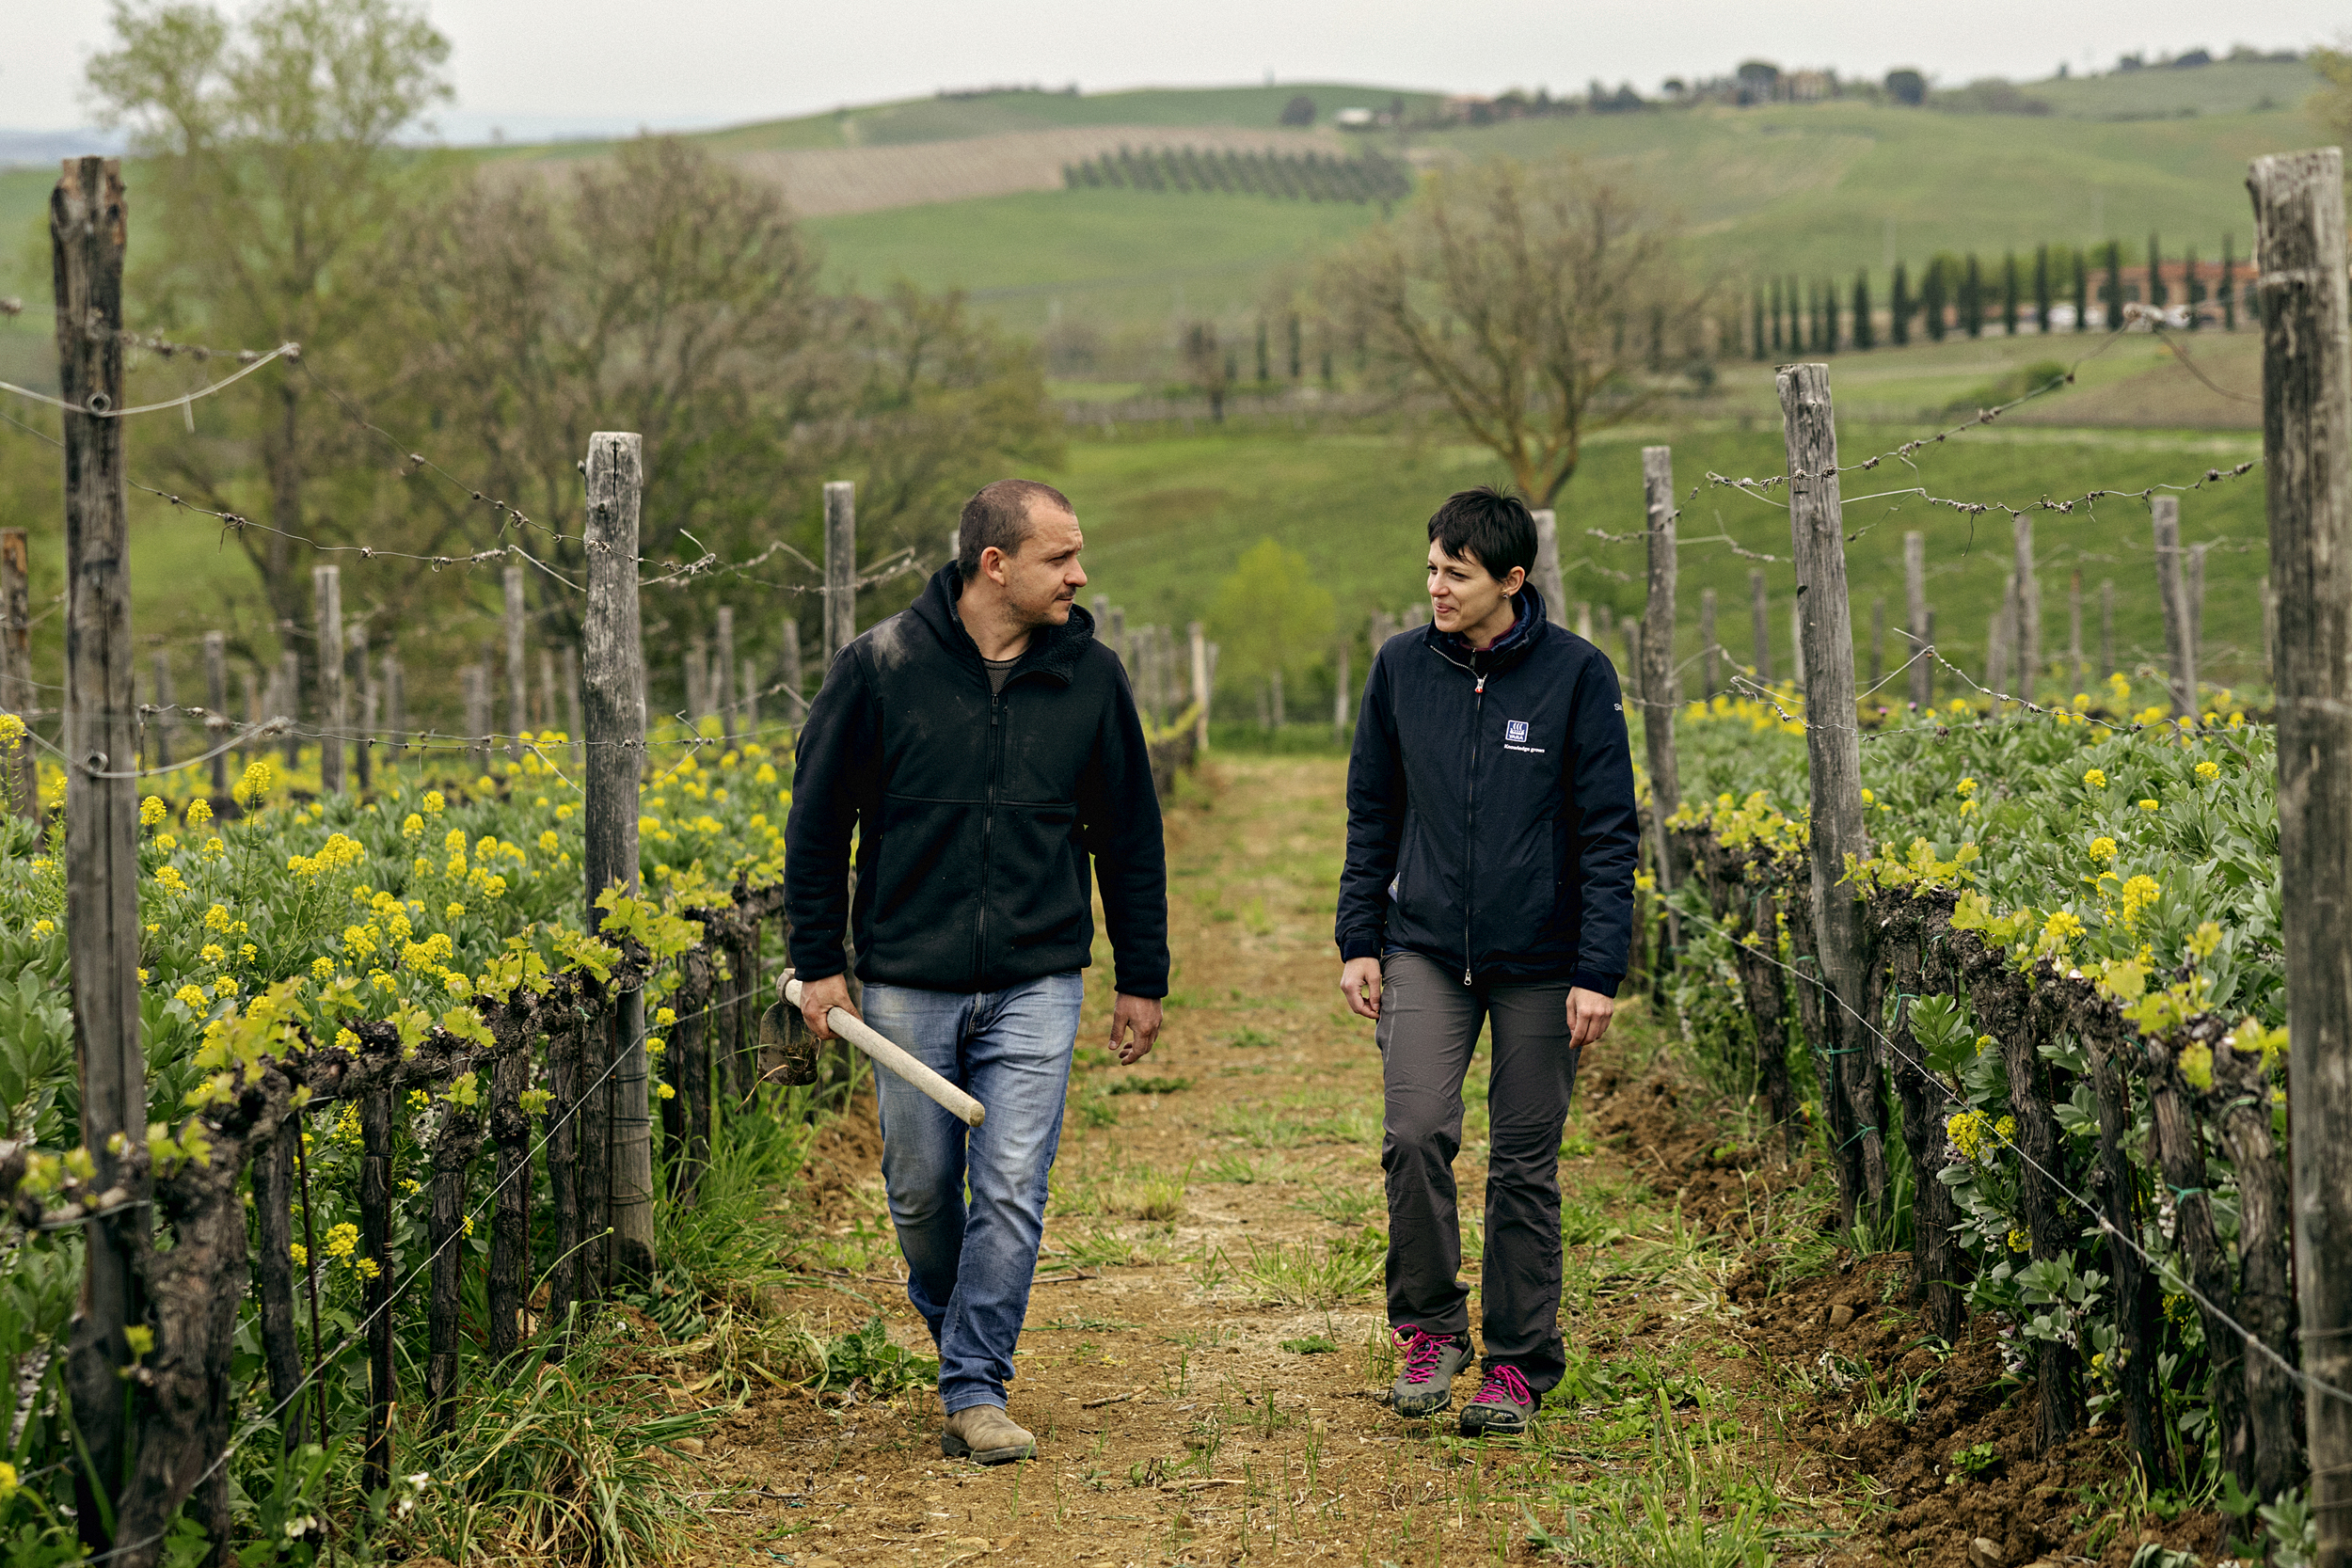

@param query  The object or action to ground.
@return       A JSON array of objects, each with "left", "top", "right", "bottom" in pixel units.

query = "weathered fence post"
[
  {"left": 503, "top": 563, "right": 528, "bottom": 760},
  {"left": 2151, "top": 496, "right": 2198, "bottom": 715},
  {"left": 1639, "top": 448, "right": 1680, "bottom": 908},
  {"left": 2100, "top": 579, "right": 2116, "bottom": 680},
  {"left": 2251, "top": 144, "right": 2352, "bottom": 1560},
  {"left": 0, "top": 530, "right": 36, "bottom": 819},
  {"left": 2012, "top": 515, "right": 2040, "bottom": 698},
  {"left": 1748, "top": 568, "right": 1771, "bottom": 682},
  {"left": 1778, "top": 361, "right": 1883, "bottom": 1230},
  {"left": 585, "top": 432, "right": 655, "bottom": 1285},
  {"left": 488, "top": 1036, "right": 531, "bottom": 1364},
  {"left": 824, "top": 481, "right": 857, "bottom": 660},
  {"left": 1532, "top": 507, "right": 1567, "bottom": 623},
  {"left": 314, "top": 565, "right": 342, "bottom": 794},
  {"left": 1189, "top": 620, "right": 1211, "bottom": 751},
  {"left": 360, "top": 1084, "right": 393, "bottom": 1495},
  {"left": 277, "top": 645, "right": 300, "bottom": 768},
  {"left": 1868, "top": 593, "right": 1884, "bottom": 693},
  {"left": 463, "top": 666, "right": 488, "bottom": 778},
  {"left": 55, "top": 156, "right": 149, "bottom": 1557},
  {"left": 2069, "top": 571, "right": 2085, "bottom": 694},
  {"left": 1699, "top": 586, "right": 1718, "bottom": 698},
  {"left": 203, "top": 630, "right": 229, "bottom": 802},
  {"left": 350, "top": 624, "right": 373, "bottom": 791},
  {"left": 716, "top": 605, "right": 738, "bottom": 742},
  {"left": 1986, "top": 577, "right": 2015, "bottom": 696},
  {"left": 1904, "top": 530, "right": 1931, "bottom": 711},
  {"left": 382, "top": 651, "right": 404, "bottom": 763},
  {"left": 150, "top": 648, "right": 174, "bottom": 769},
  {"left": 780, "top": 617, "right": 805, "bottom": 715}
]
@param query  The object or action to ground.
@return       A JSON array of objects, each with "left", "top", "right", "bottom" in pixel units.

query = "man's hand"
[
  {"left": 1340, "top": 957, "right": 1383, "bottom": 1021},
  {"left": 1567, "top": 987, "right": 1614, "bottom": 1051},
  {"left": 1109, "top": 994, "right": 1162, "bottom": 1066},
  {"left": 798, "top": 973, "right": 860, "bottom": 1042}
]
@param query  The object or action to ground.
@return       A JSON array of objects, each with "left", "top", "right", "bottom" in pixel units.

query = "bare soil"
[{"left": 667, "top": 756, "right": 2198, "bottom": 1568}]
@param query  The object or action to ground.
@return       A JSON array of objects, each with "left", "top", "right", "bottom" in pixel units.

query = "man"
[
  {"left": 787, "top": 478, "right": 1168, "bottom": 1465},
  {"left": 1335, "top": 486, "right": 1638, "bottom": 1437}
]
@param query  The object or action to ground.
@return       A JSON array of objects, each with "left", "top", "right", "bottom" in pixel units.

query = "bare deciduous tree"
[{"left": 1317, "top": 154, "right": 1706, "bottom": 506}]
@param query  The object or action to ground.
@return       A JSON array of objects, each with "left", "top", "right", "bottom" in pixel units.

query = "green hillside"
[{"left": 2025, "top": 56, "right": 2317, "bottom": 119}]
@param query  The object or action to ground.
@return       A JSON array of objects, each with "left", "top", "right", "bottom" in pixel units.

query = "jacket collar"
[
  {"left": 1424, "top": 584, "right": 1549, "bottom": 676},
  {"left": 909, "top": 562, "right": 1095, "bottom": 687}
]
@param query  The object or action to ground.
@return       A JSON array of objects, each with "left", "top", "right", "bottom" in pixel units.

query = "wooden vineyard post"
[
  {"left": 1776, "top": 362, "right": 1884, "bottom": 1230},
  {"left": 487, "top": 1036, "right": 531, "bottom": 1363},
  {"left": 1904, "top": 530, "right": 1932, "bottom": 711},
  {"left": 2151, "top": 496, "right": 2198, "bottom": 715},
  {"left": 824, "top": 481, "right": 857, "bottom": 660},
  {"left": 1639, "top": 448, "right": 1680, "bottom": 911},
  {"left": 585, "top": 432, "right": 655, "bottom": 1285},
  {"left": 276, "top": 646, "right": 300, "bottom": 768},
  {"left": 314, "top": 565, "right": 343, "bottom": 793},
  {"left": 716, "top": 605, "right": 738, "bottom": 743},
  {"left": 425, "top": 1109, "right": 483, "bottom": 1432},
  {"left": 2012, "top": 515, "right": 2040, "bottom": 700},
  {"left": 203, "top": 631, "right": 229, "bottom": 802},
  {"left": 1699, "top": 587, "right": 1718, "bottom": 698},
  {"left": 254, "top": 1129, "right": 305, "bottom": 1447},
  {"left": 149, "top": 649, "right": 173, "bottom": 769},
  {"left": 2069, "top": 572, "right": 2085, "bottom": 695},
  {"left": 2081, "top": 1018, "right": 2167, "bottom": 1481},
  {"left": 1189, "top": 621, "right": 1211, "bottom": 751},
  {"left": 546, "top": 1016, "right": 582, "bottom": 1346},
  {"left": 54, "top": 157, "right": 149, "bottom": 1555},
  {"left": 1532, "top": 507, "right": 1567, "bottom": 623},
  {"left": 463, "top": 666, "right": 488, "bottom": 778},
  {"left": 1330, "top": 641, "right": 1350, "bottom": 742},
  {"left": 2100, "top": 579, "right": 2116, "bottom": 679},
  {"left": 503, "top": 563, "right": 528, "bottom": 759},
  {"left": 2252, "top": 145, "right": 2352, "bottom": 1560},
  {"left": 0, "top": 530, "right": 36, "bottom": 818},
  {"left": 360, "top": 1084, "right": 393, "bottom": 1494},
  {"left": 351, "top": 624, "right": 373, "bottom": 791},
  {"left": 1748, "top": 568, "right": 1771, "bottom": 682},
  {"left": 780, "top": 618, "right": 805, "bottom": 716}
]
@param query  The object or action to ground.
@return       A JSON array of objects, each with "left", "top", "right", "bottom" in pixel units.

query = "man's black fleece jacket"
[
  {"left": 1336, "top": 587, "right": 1639, "bottom": 996},
  {"left": 786, "top": 562, "right": 1169, "bottom": 998}
]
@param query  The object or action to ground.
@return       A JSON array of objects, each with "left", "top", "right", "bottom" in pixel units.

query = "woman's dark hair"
[{"left": 1426, "top": 486, "right": 1536, "bottom": 581}]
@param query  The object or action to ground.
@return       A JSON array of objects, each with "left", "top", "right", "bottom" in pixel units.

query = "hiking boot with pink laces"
[
  {"left": 1390, "top": 1325, "right": 1473, "bottom": 1417},
  {"left": 1459, "top": 1363, "right": 1536, "bottom": 1436}
]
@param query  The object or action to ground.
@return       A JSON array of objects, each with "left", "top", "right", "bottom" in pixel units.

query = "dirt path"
[{"left": 671, "top": 756, "right": 2194, "bottom": 1568}]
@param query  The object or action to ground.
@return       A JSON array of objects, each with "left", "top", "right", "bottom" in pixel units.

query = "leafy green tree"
[
  {"left": 1768, "top": 277, "right": 1783, "bottom": 351},
  {"left": 1315, "top": 153, "right": 1704, "bottom": 506},
  {"left": 1961, "top": 254, "right": 1984, "bottom": 338},
  {"left": 1752, "top": 286, "right": 1768, "bottom": 360},
  {"left": 1207, "top": 538, "right": 1336, "bottom": 705},
  {"left": 2183, "top": 245, "right": 2203, "bottom": 329},
  {"left": 2074, "top": 246, "right": 2090, "bottom": 331},
  {"left": 2147, "top": 233, "right": 2168, "bottom": 309},
  {"left": 1884, "top": 68, "right": 1927, "bottom": 104},
  {"left": 1890, "top": 261, "right": 1912, "bottom": 345},
  {"left": 2103, "top": 242, "right": 2125, "bottom": 327},
  {"left": 2001, "top": 252, "right": 2020, "bottom": 336},
  {"left": 87, "top": 0, "right": 454, "bottom": 638},
  {"left": 2032, "top": 245, "right": 2052, "bottom": 333},
  {"left": 2313, "top": 42, "right": 2352, "bottom": 144},
  {"left": 1851, "top": 271, "right": 1874, "bottom": 350},
  {"left": 1821, "top": 277, "right": 1839, "bottom": 353},
  {"left": 2220, "top": 234, "right": 2237, "bottom": 330}
]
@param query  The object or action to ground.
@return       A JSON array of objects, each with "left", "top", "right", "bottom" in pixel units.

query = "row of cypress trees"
[{"left": 1745, "top": 236, "right": 2250, "bottom": 358}]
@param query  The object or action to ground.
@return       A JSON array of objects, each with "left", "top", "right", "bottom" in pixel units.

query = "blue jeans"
[{"left": 861, "top": 972, "right": 1084, "bottom": 1415}]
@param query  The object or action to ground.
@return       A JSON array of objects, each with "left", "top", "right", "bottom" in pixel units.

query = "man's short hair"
[
  {"left": 1427, "top": 486, "right": 1537, "bottom": 581},
  {"left": 959, "top": 479, "right": 1074, "bottom": 579}
]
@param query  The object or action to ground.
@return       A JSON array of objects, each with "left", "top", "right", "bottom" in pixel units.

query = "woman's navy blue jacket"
[{"left": 1336, "top": 588, "right": 1639, "bottom": 996}]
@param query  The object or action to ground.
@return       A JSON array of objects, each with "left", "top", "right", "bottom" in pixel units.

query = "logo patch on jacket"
[{"left": 1505, "top": 720, "right": 1529, "bottom": 743}]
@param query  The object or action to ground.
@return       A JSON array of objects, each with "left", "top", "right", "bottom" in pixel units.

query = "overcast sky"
[{"left": 5, "top": 0, "right": 2344, "bottom": 137}]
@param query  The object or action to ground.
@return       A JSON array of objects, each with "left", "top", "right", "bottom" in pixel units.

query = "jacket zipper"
[
  {"left": 1464, "top": 670, "right": 1486, "bottom": 985},
  {"left": 977, "top": 689, "right": 1003, "bottom": 990}
]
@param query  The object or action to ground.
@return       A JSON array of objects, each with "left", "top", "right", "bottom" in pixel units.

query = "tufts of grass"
[
  {"left": 1280, "top": 1334, "right": 1339, "bottom": 1354},
  {"left": 1104, "top": 1174, "right": 1187, "bottom": 1222},
  {"left": 1295, "top": 1183, "right": 1382, "bottom": 1227},
  {"left": 1108, "top": 1074, "right": 1193, "bottom": 1095},
  {"left": 1228, "top": 1025, "right": 1280, "bottom": 1048},
  {"left": 1237, "top": 1227, "right": 1385, "bottom": 1307},
  {"left": 399, "top": 1333, "right": 723, "bottom": 1568},
  {"left": 1202, "top": 1150, "right": 1279, "bottom": 1183}
]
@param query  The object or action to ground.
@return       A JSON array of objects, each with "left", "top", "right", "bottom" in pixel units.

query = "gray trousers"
[{"left": 1375, "top": 949, "right": 1582, "bottom": 1393}]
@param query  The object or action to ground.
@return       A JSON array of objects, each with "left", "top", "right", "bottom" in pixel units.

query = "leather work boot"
[{"left": 941, "top": 1403, "right": 1037, "bottom": 1465}]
